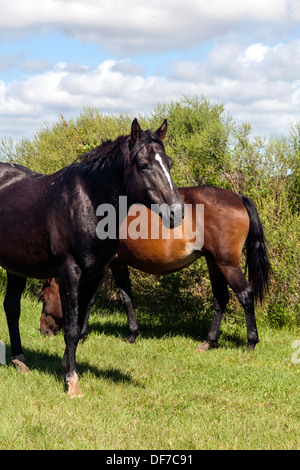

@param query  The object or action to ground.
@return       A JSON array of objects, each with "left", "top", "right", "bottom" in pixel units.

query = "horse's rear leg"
[
  {"left": 3, "top": 273, "right": 29, "bottom": 372},
  {"left": 110, "top": 261, "right": 140, "bottom": 343},
  {"left": 219, "top": 264, "right": 259, "bottom": 349},
  {"left": 196, "top": 257, "right": 229, "bottom": 351}
]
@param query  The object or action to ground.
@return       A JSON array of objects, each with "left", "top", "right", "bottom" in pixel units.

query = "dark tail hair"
[{"left": 241, "top": 195, "right": 271, "bottom": 303}]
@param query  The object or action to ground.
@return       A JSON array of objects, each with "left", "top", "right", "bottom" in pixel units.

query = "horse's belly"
[
  {"left": 117, "top": 202, "right": 204, "bottom": 274},
  {"left": 0, "top": 229, "right": 56, "bottom": 279},
  {"left": 117, "top": 238, "right": 202, "bottom": 275},
  {"left": 0, "top": 254, "right": 58, "bottom": 279}
]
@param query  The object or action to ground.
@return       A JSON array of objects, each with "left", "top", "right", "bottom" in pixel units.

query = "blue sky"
[{"left": 1, "top": 0, "right": 300, "bottom": 141}]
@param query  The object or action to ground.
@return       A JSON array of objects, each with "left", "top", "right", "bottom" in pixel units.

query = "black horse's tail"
[{"left": 241, "top": 195, "right": 271, "bottom": 303}]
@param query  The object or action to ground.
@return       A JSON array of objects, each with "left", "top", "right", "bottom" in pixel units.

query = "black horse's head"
[{"left": 125, "top": 118, "right": 184, "bottom": 229}]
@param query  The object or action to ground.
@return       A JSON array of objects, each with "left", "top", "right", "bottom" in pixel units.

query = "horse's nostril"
[{"left": 170, "top": 202, "right": 184, "bottom": 229}]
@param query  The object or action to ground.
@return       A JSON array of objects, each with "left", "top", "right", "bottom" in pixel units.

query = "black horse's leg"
[
  {"left": 3, "top": 272, "right": 28, "bottom": 372},
  {"left": 110, "top": 262, "right": 140, "bottom": 343},
  {"left": 219, "top": 265, "right": 259, "bottom": 350},
  {"left": 196, "top": 257, "right": 229, "bottom": 351},
  {"left": 59, "top": 260, "right": 83, "bottom": 397},
  {"left": 78, "top": 272, "right": 103, "bottom": 340}
]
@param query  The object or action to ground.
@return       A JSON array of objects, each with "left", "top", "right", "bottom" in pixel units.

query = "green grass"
[{"left": 0, "top": 293, "right": 299, "bottom": 450}]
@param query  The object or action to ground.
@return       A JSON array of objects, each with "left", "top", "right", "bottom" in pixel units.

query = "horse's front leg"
[{"left": 59, "top": 260, "right": 83, "bottom": 398}]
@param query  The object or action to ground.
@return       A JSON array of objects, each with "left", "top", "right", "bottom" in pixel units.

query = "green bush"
[{"left": 0, "top": 96, "right": 299, "bottom": 330}]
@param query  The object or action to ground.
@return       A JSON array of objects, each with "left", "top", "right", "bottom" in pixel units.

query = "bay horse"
[
  {"left": 39, "top": 185, "right": 271, "bottom": 351},
  {"left": 0, "top": 118, "right": 184, "bottom": 397}
]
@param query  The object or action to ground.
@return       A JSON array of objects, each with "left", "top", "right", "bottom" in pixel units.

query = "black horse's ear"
[
  {"left": 155, "top": 119, "right": 168, "bottom": 141},
  {"left": 131, "top": 118, "right": 141, "bottom": 143}
]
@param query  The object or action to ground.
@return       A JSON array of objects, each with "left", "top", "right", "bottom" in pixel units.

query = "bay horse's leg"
[
  {"left": 59, "top": 260, "right": 83, "bottom": 397},
  {"left": 218, "top": 265, "right": 259, "bottom": 350},
  {"left": 110, "top": 261, "right": 140, "bottom": 343},
  {"left": 196, "top": 257, "right": 229, "bottom": 352},
  {"left": 3, "top": 272, "right": 29, "bottom": 372}
]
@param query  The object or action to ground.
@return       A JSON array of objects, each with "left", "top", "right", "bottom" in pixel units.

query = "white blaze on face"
[{"left": 155, "top": 153, "right": 172, "bottom": 190}]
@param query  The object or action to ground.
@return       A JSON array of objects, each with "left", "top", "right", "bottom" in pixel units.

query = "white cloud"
[
  {"left": 292, "top": 80, "right": 300, "bottom": 105},
  {"left": 20, "top": 58, "right": 52, "bottom": 73},
  {"left": 0, "top": 61, "right": 177, "bottom": 139},
  {"left": 0, "top": 0, "right": 298, "bottom": 54},
  {"left": 171, "top": 38, "right": 300, "bottom": 134},
  {"left": 1, "top": 1, "right": 300, "bottom": 140},
  {"left": 238, "top": 43, "right": 273, "bottom": 67},
  {"left": 0, "top": 38, "right": 299, "bottom": 142}
]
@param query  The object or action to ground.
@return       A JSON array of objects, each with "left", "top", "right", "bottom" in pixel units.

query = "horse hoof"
[
  {"left": 247, "top": 337, "right": 259, "bottom": 350},
  {"left": 127, "top": 335, "right": 136, "bottom": 344},
  {"left": 66, "top": 372, "right": 83, "bottom": 398},
  {"left": 68, "top": 387, "right": 83, "bottom": 399},
  {"left": 12, "top": 359, "right": 31, "bottom": 374},
  {"left": 127, "top": 330, "right": 140, "bottom": 344},
  {"left": 195, "top": 340, "right": 213, "bottom": 352}
]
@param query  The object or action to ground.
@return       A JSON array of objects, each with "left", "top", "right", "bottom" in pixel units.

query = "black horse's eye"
[{"left": 137, "top": 163, "right": 148, "bottom": 172}]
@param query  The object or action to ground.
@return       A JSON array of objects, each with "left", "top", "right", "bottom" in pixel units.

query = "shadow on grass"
[
  {"left": 87, "top": 317, "right": 247, "bottom": 350},
  {"left": 88, "top": 299, "right": 211, "bottom": 340},
  {"left": 86, "top": 297, "right": 248, "bottom": 349},
  {"left": 216, "top": 331, "right": 246, "bottom": 350},
  {"left": 5, "top": 345, "right": 142, "bottom": 388}
]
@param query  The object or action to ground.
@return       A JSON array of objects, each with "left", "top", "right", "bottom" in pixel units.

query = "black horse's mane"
[{"left": 76, "top": 130, "right": 164, "bottom": 174}]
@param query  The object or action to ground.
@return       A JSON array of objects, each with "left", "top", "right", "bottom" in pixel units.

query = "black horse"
[{"left": 0, "top": 118, "right": 184, "bottom": 397}]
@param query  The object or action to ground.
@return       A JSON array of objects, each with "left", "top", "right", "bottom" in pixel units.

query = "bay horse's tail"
[{"left": 241, "top": 195, "right": 271, "bottom": 303}]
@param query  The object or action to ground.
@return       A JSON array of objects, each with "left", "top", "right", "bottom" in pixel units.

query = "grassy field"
[{"left": 0, "top": 292, "right": 299, "bottom": 450}]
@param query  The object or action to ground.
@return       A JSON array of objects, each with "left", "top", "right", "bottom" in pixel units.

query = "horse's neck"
[{"left": 84, "top": 164, "right": 125, "bottom": 211}]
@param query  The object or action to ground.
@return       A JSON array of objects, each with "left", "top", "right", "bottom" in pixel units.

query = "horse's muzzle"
[{"left": 162, "top": 202, "right": 185, "bottom": 229}]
